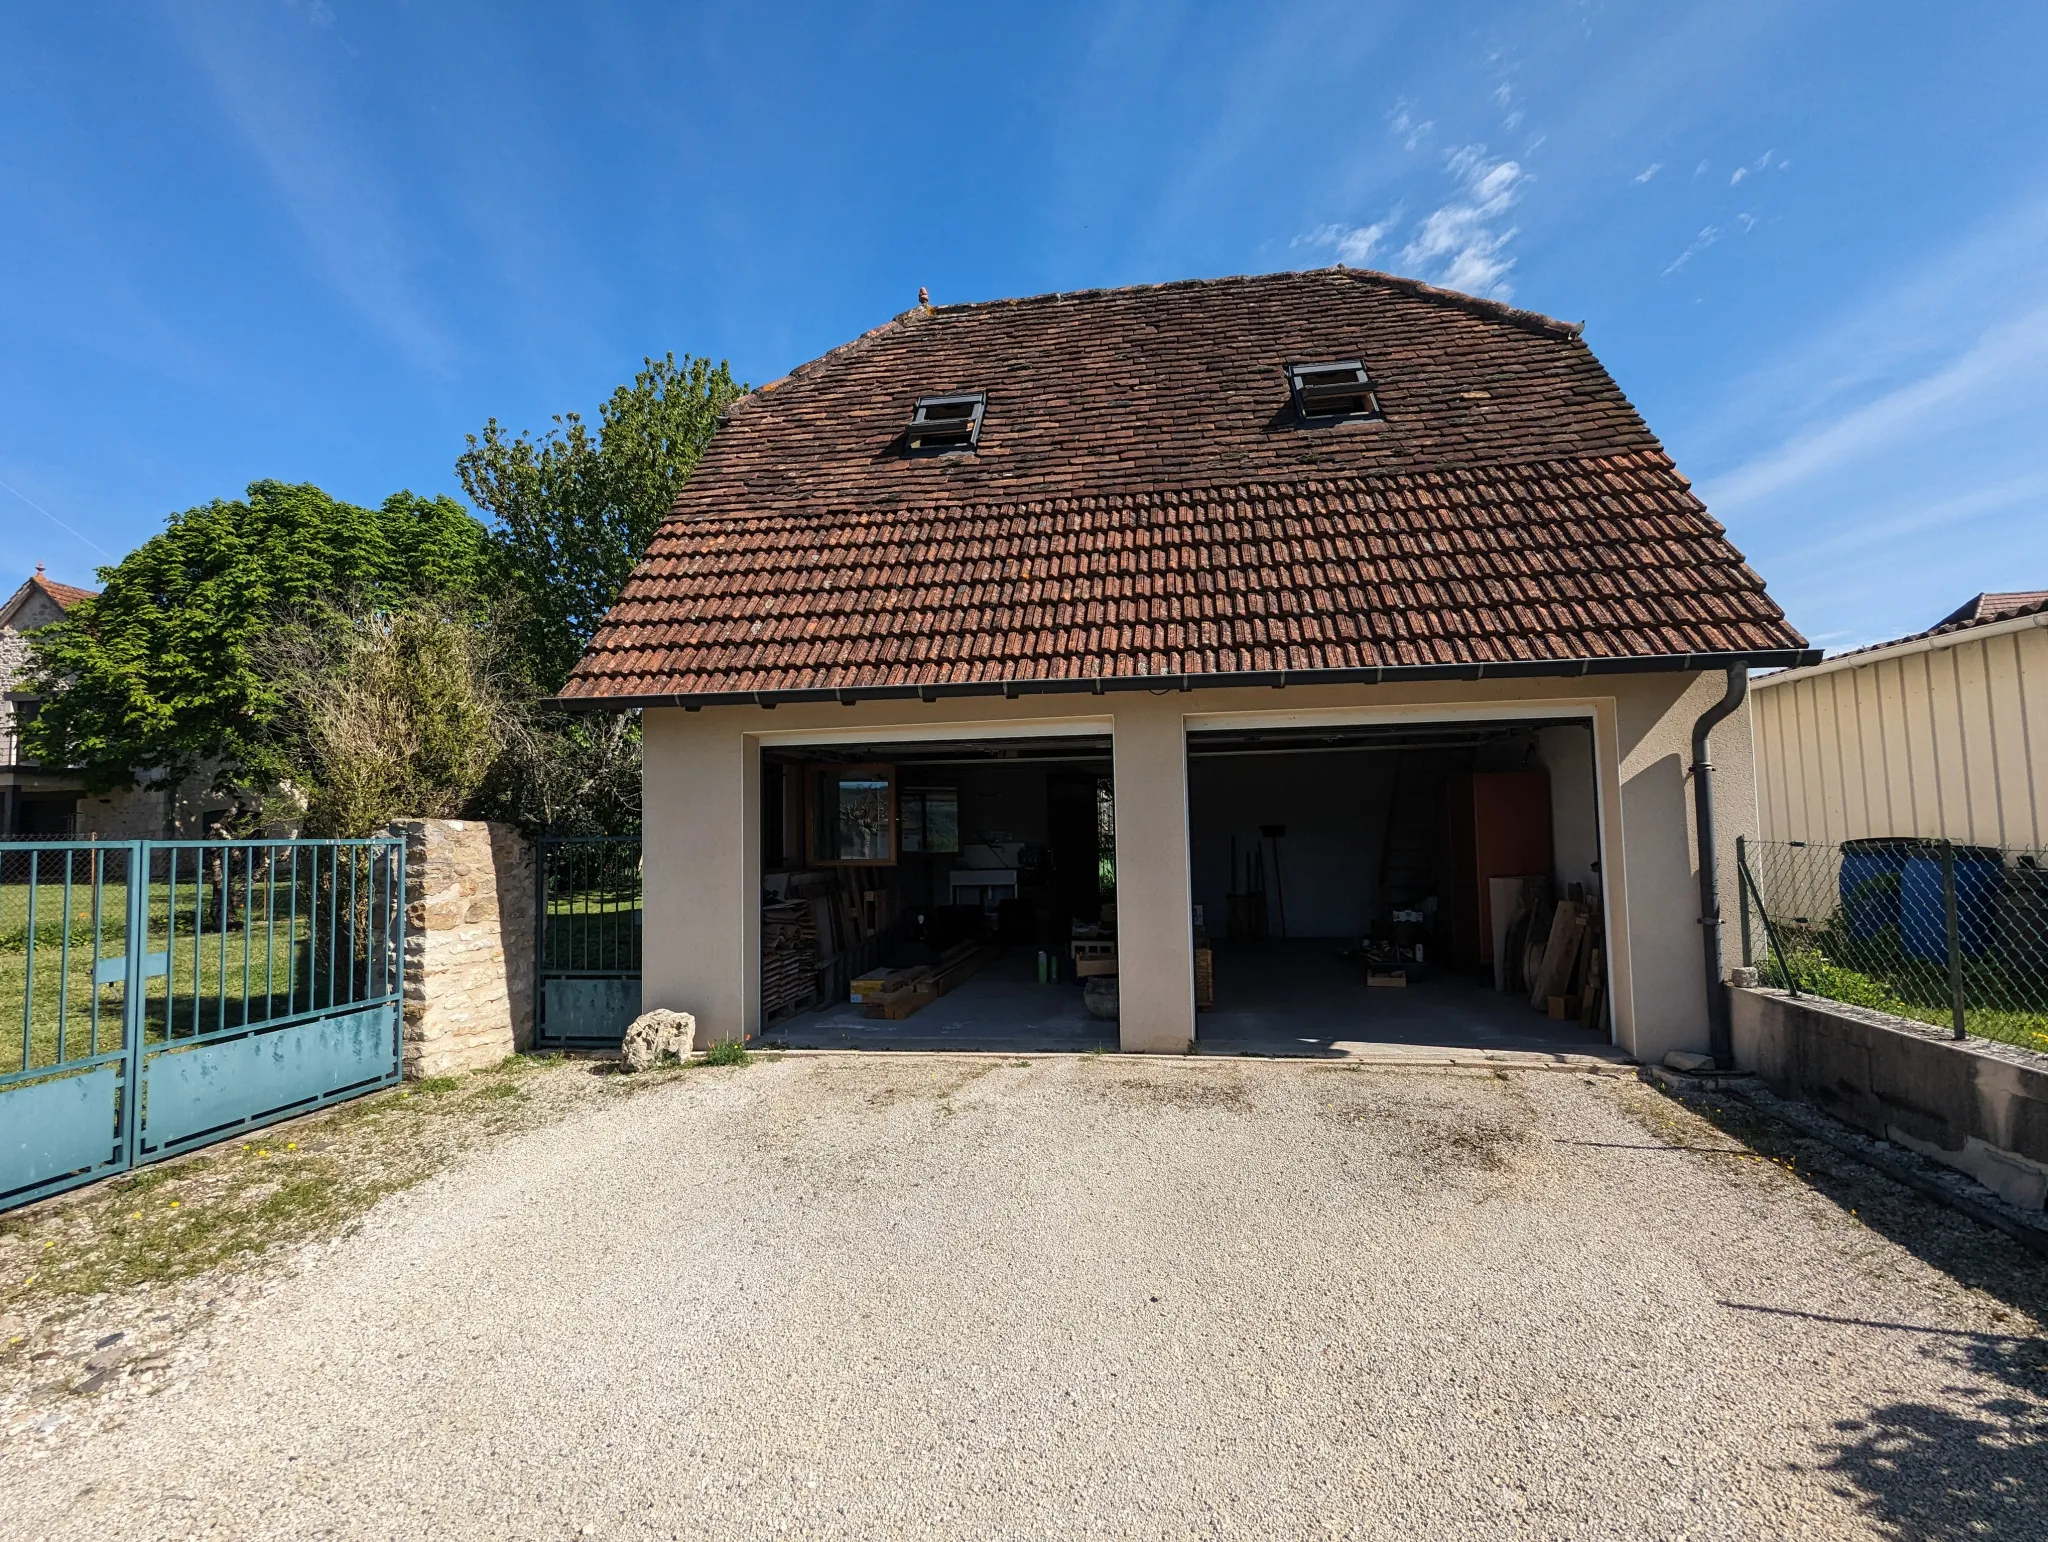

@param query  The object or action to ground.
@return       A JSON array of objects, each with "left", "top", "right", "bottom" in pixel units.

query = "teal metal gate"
[
  {"left": 535, "top": 836, "right": 641, "bottom": 1049},
  {"left": 2, "top": 837, "right": 405, "bottom": 1213}
]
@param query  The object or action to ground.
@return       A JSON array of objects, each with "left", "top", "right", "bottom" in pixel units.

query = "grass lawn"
[
  {"left": 3, "top": 872, "right": 400, "bottom": 1076},
  {"left": 1759, "top": 937, "right": 2048, "bottom": 1054}
]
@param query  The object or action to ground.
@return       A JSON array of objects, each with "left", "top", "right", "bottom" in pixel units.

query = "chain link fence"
[{"left": 1736, "top": 837, "right": 2048, "bottom": 1054}]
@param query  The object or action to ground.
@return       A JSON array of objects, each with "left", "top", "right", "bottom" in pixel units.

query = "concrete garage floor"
[
  {"left": 769, "top": 948, "right": 1116, "bottom": 1052},
  {"left": 769, "top": 941, "right": 1613, "bottom": 1063},
  {"left": 1198, "top": 939, "right": 1618, "bottom": 1060},
  {"left": 7, "top": 1055, "right": 2041, "bottom": 1540}
]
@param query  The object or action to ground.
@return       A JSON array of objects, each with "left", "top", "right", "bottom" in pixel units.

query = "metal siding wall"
[
  {"left": 1951, "top": 641, "right": 1997, "bottom": 842},
  {"left": 1756, "top": 625, "right": 2048, "bottom": 846},
  {"left": 1874, "top": 656, "right": 1911, "bottom": 837},
  {"left": 1756, "top": 688, "right": 1781, "bottom": 842},
  {"left": 2017, "top": 628, "right": 2048, "bottom": 847},
  {"left": 1901, "top": 652, "right": 1945, "bottom": 838}
]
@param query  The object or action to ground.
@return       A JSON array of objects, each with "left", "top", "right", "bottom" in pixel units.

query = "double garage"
[{"left": 729, "top": 700, "right": 1615, "bottom": 1057}]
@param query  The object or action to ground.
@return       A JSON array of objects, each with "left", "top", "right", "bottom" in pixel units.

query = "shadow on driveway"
[{"left": 1658, "top": 1084, "right": 2047, "bottom": 1540}]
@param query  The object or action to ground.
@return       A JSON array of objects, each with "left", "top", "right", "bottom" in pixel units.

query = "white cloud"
[
  {"left": 1662, "top": 212, "right": 1758, "bottom": 274},
  {"left": 1389, "top": 100, "right": 1433, "bottom": 151},
  {"left": 1295, "top": 217, "right": 1396, "bottom": 264},
  {"left": 1399, "top": 145, "right": 1526, "bottom": 298},
  {"left": 1731, "top": 149, "right": 1779, "bottom": 187},
  {"left": 1704, "top": 303, "right": 2048, "bottom": 510},
  {"left": 1491, "top": 81, "right": 1524, "bottom": 131},
  {"left": 1694, "top": 159, "right": 1710, "bottom": 177},
  {"left": 1685, "top": 197, "right": 2048, "bottom": 646},
  {"left": 1634, "top": 162, "right": 1663, "bottom": 183}
]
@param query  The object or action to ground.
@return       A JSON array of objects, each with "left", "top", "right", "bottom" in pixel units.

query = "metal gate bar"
[
  {"left": 1, "top": 836, "right": 406, "bottom": 1212},
  {"left": 535, "top": 835, "right": 642, "bottom": 1049}
]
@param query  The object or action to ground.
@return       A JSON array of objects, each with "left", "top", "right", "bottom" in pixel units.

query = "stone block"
[{"left": 392, "top": 818, "right": 536, "bottom": 1076}]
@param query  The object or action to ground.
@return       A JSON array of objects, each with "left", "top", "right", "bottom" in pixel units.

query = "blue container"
[
  {"left": 1901, "top": 846, "right": 2001, "bottom": 963},
  {"left": 1837, "top": 838, "right": 1913, "bottom": 941}
]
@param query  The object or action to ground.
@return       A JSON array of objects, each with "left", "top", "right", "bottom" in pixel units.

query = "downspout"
[{"left": 1690, "top": 666, "right": 1748, "bottom": 1065}]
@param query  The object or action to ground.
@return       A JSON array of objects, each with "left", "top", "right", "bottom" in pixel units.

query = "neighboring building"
[
  {"left": 0, "top": 564, "right": 211, "bottom": 840},
  {"left": 1752, "top": 590, "right": 2048, "bottom": 850},
  {"left": 1, "top": 565, "right": 99, "bottom": 836},
  {"left": 559, "top": 269, "right": 1814, "bottom": 1062}
]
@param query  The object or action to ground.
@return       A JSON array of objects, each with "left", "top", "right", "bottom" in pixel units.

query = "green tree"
[
  {"left": 22, "top": 481, "right": 492, "bottom": 816},
  {"left": 267, "top": 604, "right": 507, "bottom": 838},
  {"left": 457, "top": 352, "right": 743, "bottom": 692}
]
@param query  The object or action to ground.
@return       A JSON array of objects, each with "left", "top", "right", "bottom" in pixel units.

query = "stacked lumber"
[
  {"left": 1526, "top": 893, "right": 1607, "bottom": 1027},
  {"left": 862, "top": 942, "right": 995, "bottom": 1020},
  {"left": 762, "top": 901, "right": 820, "bottom": 1020}
]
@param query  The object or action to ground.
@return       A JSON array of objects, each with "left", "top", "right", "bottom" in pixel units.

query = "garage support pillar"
[{"left": 1109, "top": 698, "right": 1196, "bottom": 1053}]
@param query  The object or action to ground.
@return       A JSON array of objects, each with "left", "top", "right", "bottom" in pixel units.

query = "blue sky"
[{"left": 3, "top": 1, "right": 2044, "bottom": 653}]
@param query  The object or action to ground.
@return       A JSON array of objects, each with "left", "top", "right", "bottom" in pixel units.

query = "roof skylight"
[
  {"left": 905, "top": 392, "right": 986, "bottom": 452},
  {"left": 1285, "top": 361, "right": 1376, "bottom": 422}
]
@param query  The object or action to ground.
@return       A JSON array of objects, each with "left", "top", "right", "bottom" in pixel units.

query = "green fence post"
[
  {"left": 1740, "top": 847, "right": 1800, "bottom": 999},
  {"left": 120, "top": 841, "right": 149, "bottom": 1170},
  {"left": 1942, "top": 839, "right": 1966, "bottom": 1040},
  {"left": 1737, "top": 835, "right": 1753, "bottom": 968}
]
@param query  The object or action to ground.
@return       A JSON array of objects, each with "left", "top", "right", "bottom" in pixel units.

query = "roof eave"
[
  {"left": 544, "top": 648, "right": 1821, "bottom": 713},
  {"left": 1754, "top": 605, "right": 2048, "bottom": 688}
]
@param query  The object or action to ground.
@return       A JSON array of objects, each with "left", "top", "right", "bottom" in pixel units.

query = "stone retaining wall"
[
  {"left": 394, "top": 819, "right": 534, "bottom": 1078},
  {"left": 1732, "top": 986, "right": 2048, "bottom": 1210}
]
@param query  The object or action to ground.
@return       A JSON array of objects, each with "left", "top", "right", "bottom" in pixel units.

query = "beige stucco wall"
[
  {"left": 640, "top": 667, "right": 1752, "bottom": 1064},
  {"left": 1753, "top": 616, "right": 2048, "bottom": 850}
]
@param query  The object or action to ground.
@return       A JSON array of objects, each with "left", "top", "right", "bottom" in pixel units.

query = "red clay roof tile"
[{"left": 563, "top": 268, "right": 1807, "bottom": 702}]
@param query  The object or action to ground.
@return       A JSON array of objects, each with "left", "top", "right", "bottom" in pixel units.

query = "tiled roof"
[
  {"left": 1776, "top": 589, "right": 2048, "bottom": 675},
  {"left": 0, "top": 569, "right": 98, "bottom": 631},
  {"left": 562, "top": 268, "right": 1810, "bottom": 704},
  {"left": 36, "top": 576, "right": 97, "bottom": 609},
  {"left": 1931, "top": 590, "right": 2048, "bottom": 631}
]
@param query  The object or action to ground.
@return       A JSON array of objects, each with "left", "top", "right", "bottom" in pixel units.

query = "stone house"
[{"left": 1, "top": 564, "right": 217, "bottom": 839}]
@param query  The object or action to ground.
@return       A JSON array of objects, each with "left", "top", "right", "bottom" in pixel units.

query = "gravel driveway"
[{"left": 5, "top": 1053, "right": 2043, "bottom": 1540}]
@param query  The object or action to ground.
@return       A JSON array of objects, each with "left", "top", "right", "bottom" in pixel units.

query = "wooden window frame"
[{"left": 804, "top": 762, "right": 899, "bottom": 867}]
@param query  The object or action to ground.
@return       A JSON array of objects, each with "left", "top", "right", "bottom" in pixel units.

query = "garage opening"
[
  {"left": 1186, "top": 717, "right": 1610, "bottom": 1056},
  {"left": 757, "top": 734, "right": 1118, "bottom": 1050}
]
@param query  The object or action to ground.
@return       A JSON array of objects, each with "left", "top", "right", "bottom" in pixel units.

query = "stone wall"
[
  {"left": 394, "top": 819, "right": 534, "bottom": 1078},
  {"left": 1732, "top": 986, "right": 2048, "bottom": 1211}
]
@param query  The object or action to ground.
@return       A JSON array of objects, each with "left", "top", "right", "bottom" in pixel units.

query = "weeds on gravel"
[
  {"left": 1630, "top": 1079, "right": 2048, "bottom": 1316},
  {"left": 703, "top": 1039, "right": 754, "bottom": 1067}
]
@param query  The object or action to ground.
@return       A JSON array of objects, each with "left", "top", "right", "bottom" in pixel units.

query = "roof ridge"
[
  {"left": 725, "top": 272, "right": 1586, "bottom": 430},
  {"left": 717, "top": 306, "right": 930, "bottom": 426},
  {"left": 912, "top": 266, "right": 1584, "bottom": 341}
]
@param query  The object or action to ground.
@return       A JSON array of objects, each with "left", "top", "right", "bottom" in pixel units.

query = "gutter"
[
  {"left": 543, "top": 647, "right": 1821, "bottom": 713},
  {"left": 1690, "top": 667, "right": 1749, "bottom": 1067},
  {"left": 1753, "top": 607, "right": 2048, "bottom": 688}
]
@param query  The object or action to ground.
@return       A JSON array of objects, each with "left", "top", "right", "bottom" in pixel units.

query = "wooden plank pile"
[
  {"left": 858, "top": 942, "right": 995, "bottom": 1020},
  {"left": 1524, "top": 890, "right": 1606, "bottom": 1030},
  {"left": 762, "top": 901, "right": 821, "bottom": 1021}
]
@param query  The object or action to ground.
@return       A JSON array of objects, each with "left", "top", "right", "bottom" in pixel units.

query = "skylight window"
[
  {"left": 905, "top": 392, "right": 986, "bottom": 452},
  {"left": 1285, "top": 361, "right": 1376, "bottom": 422}
]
